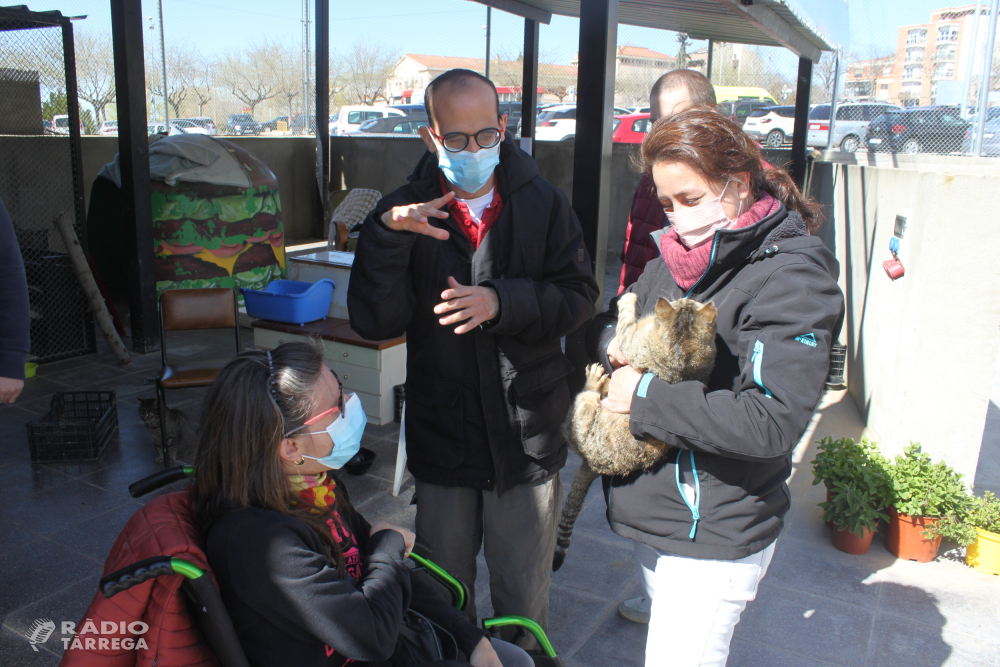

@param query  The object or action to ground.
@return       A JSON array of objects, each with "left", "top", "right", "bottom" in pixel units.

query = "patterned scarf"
[{"left": 288, "top": 472, "right": 362, "bottom": 579}]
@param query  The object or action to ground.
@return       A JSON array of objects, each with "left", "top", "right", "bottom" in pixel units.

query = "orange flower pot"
[
  {"left": 833, "top": 524, "right": 875, "bottom": 555},
  {"left": 885, "top": 507, "right": 942, "bottom": 562}
]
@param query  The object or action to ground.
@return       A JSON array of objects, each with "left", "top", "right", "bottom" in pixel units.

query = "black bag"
[{"left": 391, "top": 610, "right": 461, "bottom": 667}]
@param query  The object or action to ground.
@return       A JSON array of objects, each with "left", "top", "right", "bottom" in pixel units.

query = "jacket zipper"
[{"left": 683, "top": 237, "right": 720, "bottom": 299}]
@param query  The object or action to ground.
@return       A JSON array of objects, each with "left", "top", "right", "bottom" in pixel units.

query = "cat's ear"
[
  {"left": 654, "top": 297, "right": 675, "bottom": 321},
  {"left": 696, "top": 301, "right": 718, "bottom": 324}
]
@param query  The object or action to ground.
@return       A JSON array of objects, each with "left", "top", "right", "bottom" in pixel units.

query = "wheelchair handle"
[
  {"left": 128, "top": 465, "right": 193, "bottom": 498},
  {"left": 483, "top": 616, "right": 557, "bottom": 658},
  {"left": 100, "top": 556, "right": 205, "bottom": 598},
  {"left": 408, "top": 552, "right": 466, "bottom": 611}
]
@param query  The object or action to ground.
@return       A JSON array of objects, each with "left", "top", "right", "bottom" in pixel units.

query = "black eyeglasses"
[{"left": 433, "top": 127, "right": 503, "bottom": 153}]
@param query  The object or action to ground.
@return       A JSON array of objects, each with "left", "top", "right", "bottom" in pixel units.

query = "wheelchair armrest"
[
  {"left": 100, "top": 556, "right": 205, "bottom": 598},
  {"left": 483, "top": 616, "right": 558, "bottom": 659},
  {"left": 128, "top": 465, "right": 193, "bottom": 498}
]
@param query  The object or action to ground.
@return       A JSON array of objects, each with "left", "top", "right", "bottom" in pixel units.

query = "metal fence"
[{"left": 0, "top": 9, "right": 96, "bottom": 364}]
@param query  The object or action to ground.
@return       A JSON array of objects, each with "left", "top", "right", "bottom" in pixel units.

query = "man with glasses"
[{"left": 349, "top": 69, "right": 598, "bottom": 649}]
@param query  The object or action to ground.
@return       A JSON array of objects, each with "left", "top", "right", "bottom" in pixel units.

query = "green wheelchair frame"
[{"left": 103, "top": 466, "right": 562, "bottom": 667}]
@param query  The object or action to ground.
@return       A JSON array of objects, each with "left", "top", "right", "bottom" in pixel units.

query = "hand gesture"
[
  {"left": 434, "top": 276, "right": 500, "bottom": 335},
  {"left": 369, "top": 522, "right": 415, "bottom": 557},
  {"left": 601, "top": 365, "right": 642, "bottom": 414},
  {"left": 381, "top": 192, "right": 454, "bottom": 241}
]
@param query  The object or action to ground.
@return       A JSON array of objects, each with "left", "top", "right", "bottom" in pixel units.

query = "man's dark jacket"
[
  {"left": 0, "top": 196, "right": 30, "bottom": 380},
  {"left": 349, "top": 137, "right": 599, "bottom": 494},
  {"left": 588, "top": 206, "right": 844, "bottom": 560}
]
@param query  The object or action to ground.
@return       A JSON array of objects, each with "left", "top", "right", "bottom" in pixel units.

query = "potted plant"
[
  {"left": 884, "top": 443, "right": 974, "bottom": 562},
  {"left": 812, "top": 437, "right": 891, "bottom": 554},
  {"left": 964, "top": 491, "right": 1000, "bottom": 576}
]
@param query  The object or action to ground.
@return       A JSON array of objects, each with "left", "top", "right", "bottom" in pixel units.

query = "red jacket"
[
  {"left": 617, "top": 159, "right": 774, "bottom": 294},
  {"left": 60, "top": 491, "right": 218, "bottom": 667},
  {"left": 618, "top": 173, "right": 664, "bottom": 294}
]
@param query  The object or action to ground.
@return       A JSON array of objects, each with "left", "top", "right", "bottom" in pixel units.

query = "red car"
[{"left": 613, "top": 112, "right": 651, "bottom": 143}]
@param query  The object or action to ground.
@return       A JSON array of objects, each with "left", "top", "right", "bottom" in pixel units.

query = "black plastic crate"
[
  {"left": 27, "top": 391, "right": 118, "bottom": 462},
  {"left": 827, "top": 344, "right": 847, "bottom": 387}
]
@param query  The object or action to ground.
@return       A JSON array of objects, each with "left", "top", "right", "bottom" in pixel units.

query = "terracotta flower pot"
[
  {"left": 833, "top": 524, "right": 875, "bottom": 555},
  {"left": 885, "top": 507, "right": 942, "bottom": 562},
  {"left": 965, "top": 527, "right": 1000, "bottom": 576}
]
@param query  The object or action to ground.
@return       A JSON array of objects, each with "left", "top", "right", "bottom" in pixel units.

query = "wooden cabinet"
[{"left": 252, "top": 317, "right": 405, "bottom": 425}]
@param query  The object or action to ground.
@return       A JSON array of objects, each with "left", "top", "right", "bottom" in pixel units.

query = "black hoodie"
[
  {"left": 587, "top": 206, "right": 845, "bottom": 560},
  {"left": 348, "top": 135, "right": 599, "bottom": 493}
]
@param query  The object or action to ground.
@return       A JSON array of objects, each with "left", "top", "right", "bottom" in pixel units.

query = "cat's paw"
[
  {"left": 618, "top": 292, "right": 638, "bottom": 311},
  {"left": 584, "top": 363, "right": 607, "bottom": 392}
]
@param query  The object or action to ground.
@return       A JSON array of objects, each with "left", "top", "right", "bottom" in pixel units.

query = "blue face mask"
[
  {"left": 435, "top": 141, "right": 500, "bottom": 194},
  {"left": 298, "top": 393, "right": 366, "bottom": 469}
]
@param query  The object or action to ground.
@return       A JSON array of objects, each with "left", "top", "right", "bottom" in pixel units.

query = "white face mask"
[{"left": 665, "top": 179, "right": 743, "bottom": 249}]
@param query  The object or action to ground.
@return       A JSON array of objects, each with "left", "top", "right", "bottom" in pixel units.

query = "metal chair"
[{"left": 156, "top": 288, "right": 240, "bottom": 466}]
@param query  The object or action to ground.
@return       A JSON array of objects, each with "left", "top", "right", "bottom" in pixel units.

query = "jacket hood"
[{"left": 408, "top": 132, "right": 539, "bottom": 198}]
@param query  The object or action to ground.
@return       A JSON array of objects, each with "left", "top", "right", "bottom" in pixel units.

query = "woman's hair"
[
  {"left": 637, "top": 106, "right": 822, "bottom": 233},
  {"left": 192, "top": 340, "right": 350, "bottom": 573}
]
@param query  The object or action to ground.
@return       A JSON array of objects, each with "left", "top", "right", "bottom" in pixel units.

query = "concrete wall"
[{"left": 809, "top": 154, "right": 1000, "bottom": 480}]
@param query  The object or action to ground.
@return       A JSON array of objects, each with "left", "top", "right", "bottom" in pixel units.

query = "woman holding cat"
[
  {"left": 587, "top": 107, "right": 844, "bottom": 667},
  {"left": 192, "top": 341, "right": 532, "bottom": 667}
]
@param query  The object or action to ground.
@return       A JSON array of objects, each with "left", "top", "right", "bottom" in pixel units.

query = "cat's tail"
[{"left": 553, "top": 461, "right": 600, "bottom": 571}]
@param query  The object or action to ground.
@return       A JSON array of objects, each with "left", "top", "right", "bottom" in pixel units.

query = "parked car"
[
  {"left": 42, "top": 118, "right": 53, "bottom": 133},
  {"left": 721, "top": 99, "right": 774, "bottom": 128},
  {"left": 807, "top": 102, "right": 902, "bottom": 152},
  {"left": 98, "top": 120, "right": 118, "bottom": 136},
  {"left": 330, "top": 106, "right": 405, "bottom": 136},
  {"left": 612, "top": 112, "right": 650, "bottom": 144},
  {"left": 51, "top": 114, "right": 83, "bottom": 135},
  {"left": 742, "top": 106, "right": 796, "bottom": 147},
  {"left": 631, "top": 106, "right": 651, "bottom": 115},
  {"left": 289, "top": 114, "right": 317, "bottom": 135},
  {"left": 389, "top": 104, "right": 426, "bottom": 116},
  {"left": 169, "top": 119, "right": 211, "bottom": 135},
  {"left": 963, "top": 118, "right": 1000, "bottom": 156},
  {"left": 348, "top": 114, "right": 429, "bottom": 137},
  {"left": 865, "top": 106, "right": 970, "bottom": 155},
  {"left": 260, "top": 116, "right": 288, "bottom": 132},
  {"left": 225, "top": 113, "right": 261, "bottom": 136},
  {"left": 185, "top": 117, "right": 217, "bottom": 135},
  {"left": 148, "top": 123, "right": 167, "bottom": 135},
  {"left": 534, "top": 105, "right": 577, "bottom": 141}
]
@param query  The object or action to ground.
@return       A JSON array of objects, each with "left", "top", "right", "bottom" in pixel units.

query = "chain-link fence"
[{"left": 0, "top": 10, "right": 96, "bottom": 364}]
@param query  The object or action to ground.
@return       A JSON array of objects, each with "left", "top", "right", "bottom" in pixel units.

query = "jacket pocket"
[
  {"left": 405, "top": 372, "right": 465, "bottom": 469},
  {"left": 509, "top": 353, "right": 575, "bottom": 459}
]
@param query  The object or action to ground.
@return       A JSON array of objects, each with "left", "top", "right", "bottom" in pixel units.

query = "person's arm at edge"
[{"left": 0, "top": 196, "right": 30, "bottom": 402}]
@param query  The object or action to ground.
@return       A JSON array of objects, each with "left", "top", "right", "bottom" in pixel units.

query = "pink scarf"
[{"left": 660, "top": 193, "right": 781, "bottom": 291}]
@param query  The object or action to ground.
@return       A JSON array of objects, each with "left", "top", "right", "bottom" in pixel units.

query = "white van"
[{"left": 330, "top": 106, "right": 405, "bottom": 136}]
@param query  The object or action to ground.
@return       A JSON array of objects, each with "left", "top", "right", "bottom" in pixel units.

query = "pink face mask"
[{"left": 665, "top": 179, "right": 743, "bottom": 249}]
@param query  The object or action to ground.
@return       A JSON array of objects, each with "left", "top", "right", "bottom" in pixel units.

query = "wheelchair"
[{"left": 96, "top": 466, "right": 564, "bottom": 667}]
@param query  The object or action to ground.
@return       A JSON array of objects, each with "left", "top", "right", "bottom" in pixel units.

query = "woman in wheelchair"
[{"left": 192, "top": 341, "right": 531, "bottom": 667}]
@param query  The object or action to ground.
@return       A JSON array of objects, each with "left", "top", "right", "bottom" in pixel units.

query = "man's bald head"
[
  {"left": 424, "top": 69, "right": 501, "bottom": 130},
  {"left": 649, "top": 69, "right": 716, "bottom": 122}
]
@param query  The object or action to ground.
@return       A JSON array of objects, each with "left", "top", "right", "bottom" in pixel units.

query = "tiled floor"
[{"left": 3, "top": 267, "right": 1000, "bottom": 666}]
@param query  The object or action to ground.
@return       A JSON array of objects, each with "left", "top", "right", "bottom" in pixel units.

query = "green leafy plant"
[
  {"left": 812, "top": 437, "right": 893, "bottom": 536},
  {"left": 967, "top": 491, "right": 1000, "bottom": 534},
  {"left": 886, "top": 443, "right": 974, "bottom": 545}
]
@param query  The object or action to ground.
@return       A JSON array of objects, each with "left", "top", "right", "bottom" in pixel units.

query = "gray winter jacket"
[{"left": 587, "top": 205, "right": 844, "bottom": 560}]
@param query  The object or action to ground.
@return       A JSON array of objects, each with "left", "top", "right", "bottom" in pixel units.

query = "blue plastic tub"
[{"left": 242, "top": 279, "right": 335, "bottom": 325}]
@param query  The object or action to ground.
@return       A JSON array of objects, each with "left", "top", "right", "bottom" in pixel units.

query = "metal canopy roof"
[{"left": 473, "top": 0, "right": 848, "bottom": 61}]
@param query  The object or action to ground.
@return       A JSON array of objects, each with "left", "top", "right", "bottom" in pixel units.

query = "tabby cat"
[
  {"left": 553, "top": 292, "right": 717, "bottom": 570},
  {"left": 137, "top": 398, "right": 196, "bottom": 465}
]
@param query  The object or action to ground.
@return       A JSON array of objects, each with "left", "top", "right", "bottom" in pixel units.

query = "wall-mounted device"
[{"left": 884, "top": 211, "right": 908, "bottom": 281}]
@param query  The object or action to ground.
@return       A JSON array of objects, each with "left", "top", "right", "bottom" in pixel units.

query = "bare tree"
[
  {"left": 217, "top": 39, "right": 287, "bottom": 118},
  {"left": 676, "top": 33, "right": 692, "bottom": 69},
  {"left": 74, "top": 30, "right": 116, "bottom": 123},
  {"left": 189, "top": 54, "right": 214, "bottom": 116},
  {"left": 335, "top": 40, "right": 398, "bottom": 106},
  {"left": 811, "top": 51, "right": 837, "bottom": 102}
]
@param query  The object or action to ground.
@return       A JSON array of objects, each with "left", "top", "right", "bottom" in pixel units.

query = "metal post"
[
  {"left": 706, "top": 39, "right": 713, "bottom": 80},
  {"left": 316, "top": 0, "right": 330, "bottom": 236},
  {"left": 158, "top": 0, "right": 168, "bottom": 127},
  {"left": 790, "top": 56, "right": 813, "bottom": 187},
  {"left": 520, "top": 18, "right": 539, "bottom": 153},
  {"left": 485, "top": 7, "right": 492, "bottom": 79},
  {"left": 960, "top": 0, "right": 984, "bottom": 120},
  {"left": 568, "top": 0, "right": 618, "bottom": 390},
  {"left": 61, "top": 18, "right": 88, "bottom": 251},
  {"left": 973, "top": 0, "right": 999, "bottom": 156},
  {"left": 826, "top": 49, "right": 842, "bottom": 152},
  {"left": 111, "top": 0, "right": 160, "bottom": 352}
]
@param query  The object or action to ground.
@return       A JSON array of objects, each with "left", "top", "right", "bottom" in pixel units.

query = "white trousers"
[{"left": 634, "top": 539, "right": 776, "bottom": 667}]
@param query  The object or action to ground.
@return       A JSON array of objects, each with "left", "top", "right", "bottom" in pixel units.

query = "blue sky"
[{"left": 46, "top": 0, "right": 977, "bottom": 67}]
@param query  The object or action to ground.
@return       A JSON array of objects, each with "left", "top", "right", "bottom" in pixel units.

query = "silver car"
[
  {"left": 807, "top": 102, "right": 902, "bottom": 153},
  {"left": 963, "top": 118, "right": 1000, "bottom": 157}
]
